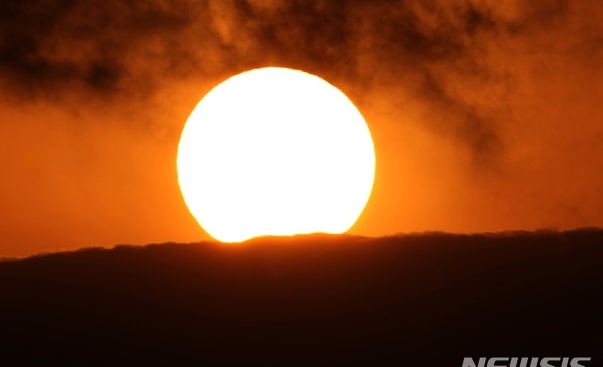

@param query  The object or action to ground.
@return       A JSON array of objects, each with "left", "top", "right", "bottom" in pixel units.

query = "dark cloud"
[
  {"left": 0, "top": 0, "right": 601, "bottom": 163},
  {"left": 0, "top": 0, "right": 198, "bottom": 99}
]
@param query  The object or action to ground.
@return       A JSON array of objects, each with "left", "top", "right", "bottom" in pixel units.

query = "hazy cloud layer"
[{"left": 2, "top": 0, "right": 601, "bottom": 158}]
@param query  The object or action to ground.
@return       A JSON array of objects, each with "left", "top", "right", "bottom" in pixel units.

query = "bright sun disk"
[{"left": 177, "top": 67, "right": 375, "bottom": 242}]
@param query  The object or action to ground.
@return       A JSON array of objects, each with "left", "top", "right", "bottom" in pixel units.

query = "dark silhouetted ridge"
[{"left": 1, "top": 230, "right": 602, "bottom": 366}]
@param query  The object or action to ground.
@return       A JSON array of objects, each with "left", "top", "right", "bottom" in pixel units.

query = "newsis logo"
[{"left": 462, "top": 357, "right": 592, "bottom": 367}]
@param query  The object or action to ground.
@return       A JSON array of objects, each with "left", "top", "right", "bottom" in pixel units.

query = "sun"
[{"left": 177, "top": 67, "right": 375, "bottom": 243}]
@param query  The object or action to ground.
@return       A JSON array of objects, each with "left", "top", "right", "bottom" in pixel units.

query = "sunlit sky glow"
[{"left": 0, "top": 0, "right": 602, "bottom": 256}]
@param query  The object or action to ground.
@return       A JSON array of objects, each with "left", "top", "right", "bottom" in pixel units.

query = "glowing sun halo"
[{"left": 177, "top": 67, "right": 375, "bottom": 242}]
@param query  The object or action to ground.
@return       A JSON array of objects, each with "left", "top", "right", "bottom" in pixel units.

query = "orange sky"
[{"left": 1, "top": 0, "right": 602, "bottom": 257}]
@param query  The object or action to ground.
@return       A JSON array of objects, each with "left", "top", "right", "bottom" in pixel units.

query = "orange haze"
[{"left": 1, "top": 0, "right": 602, "bottom": 257}]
